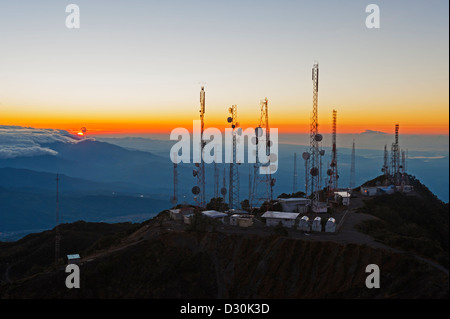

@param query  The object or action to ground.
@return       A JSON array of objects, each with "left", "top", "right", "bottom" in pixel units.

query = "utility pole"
[{"left": 55, "top": 173, "right": 60, "bottom": 265}]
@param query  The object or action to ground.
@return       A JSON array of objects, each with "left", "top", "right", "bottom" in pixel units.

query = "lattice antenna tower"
[
  {"left": 171, "top": 152, "right": 178, "bottom": 206},
  {"left": 382, "top": 144, "right": 390, "bottom": 184},
  {"left": 309, "top": 62, "right": 322, "bottom": 204},
  {"left": 221, "top": 166, "right": 227, "bottom": 202},
  {"left": 192, "top": 86, "right": 207, "bottom": 207},
  {"left": 227, "top": 105, "right": 240, "bottom": 209},
  {"left": 327, "top": 110, "right": 338, "bottom": 194},
  {"left": 214, "top": 153, "right": 220, "bottom": 199},
  {"left": 350, "top": 139, "right": 356, "bottom": 189},
  {"left": 252, "top": 98, "right": 272, "bottom": 207},
  {"left": 390, "top": 124, "right": 400, "bottom": 184},
  {"left": 302, "top": 151, "right": 310, "bottom": 196},
  {"left": 293, "top": 152, "right": 298, "bottom": 194}
]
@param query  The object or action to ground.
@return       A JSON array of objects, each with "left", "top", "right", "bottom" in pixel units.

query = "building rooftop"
[
  {"left": 334, "top": 191, "right": 351, "bottom": 198},
  {"left": 261, "top": 211, "right": 300, "bottom": 220},
  {"left": 277, "top": 197, "right": 310, "bottom": 202}
]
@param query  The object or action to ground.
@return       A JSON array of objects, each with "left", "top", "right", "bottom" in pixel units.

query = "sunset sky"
[{"left": 0, "top": 0, "right": 448, "bottom": 135}]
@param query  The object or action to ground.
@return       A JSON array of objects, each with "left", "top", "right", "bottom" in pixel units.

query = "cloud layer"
[{"left": 0, "top": 125, "right": 90, "bottom": 159}]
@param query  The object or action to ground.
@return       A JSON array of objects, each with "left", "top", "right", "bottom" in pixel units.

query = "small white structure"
[
  {"left": 325, "top": 217, "right": 336, "bottom": 233},
  {"left": 278, "top": 198, "right": 311, "bottom": 213},
  {"left": 298, "top": 216, "right": 310, "bottom": 232},
  {"left": 311, "top": 202, "right": 328, "bottom": 213},
  {"left": 311, "top": 217, "right": 322, "bottom": 232},
  {"left": 67, "top": 254, "right": 80, "bottom": 265},
  {"left": 238, "top": 216, "right": 253, "bottom": 228},
  {"left": 169, "top": 209, "right": 182, "bottom": 220},
  {"left": 170, "top": 207, "right": 195, "bottom": 221},
  {"left": 230, "top": 214, "right": 239, "bottom": 226},
  {"left": 261, "top": 211, "right": 299, "bottom": 228},
  {"left": 334, "top": 191, "right": 351, "bottom": 206},
  {"left": 201, "top": 210, "right": 227, "bottom": 223},
  {"left": 360, "top": 187, "right": 378, "bottom": 196},
  {"left": 230, "top": 214, "right": 254, "bottom": 227}
]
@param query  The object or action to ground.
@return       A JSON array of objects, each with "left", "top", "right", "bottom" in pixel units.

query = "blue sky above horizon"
[{"left": 0, "top": 0, "right": 448, "bottom": 135}]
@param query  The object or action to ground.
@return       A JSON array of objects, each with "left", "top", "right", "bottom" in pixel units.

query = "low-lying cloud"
[{"left": 0, "top": 125, "right": 92, "bottom": 159}]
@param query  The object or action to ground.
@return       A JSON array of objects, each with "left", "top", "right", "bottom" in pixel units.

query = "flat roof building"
[
  {"left": 67, "top": 254, "right": 80, "bottom": 265},
  {"left": 278, "top": 198, "right": 311, "bottom": 213},
  {"left": 201, "top": 210, "right": 227, "bottom": 223},
  {"left": 334, "top": 191, "right": 351, "bottom": 206}
]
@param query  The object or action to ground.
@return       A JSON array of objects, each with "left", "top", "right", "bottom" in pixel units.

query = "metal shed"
[
  {"left": 261, "top": 211, "right": 299, "bottom": 228},
  {"left": 201, "top": 210, "right": 227, "bottom": 223},
  {"left": 334, "top": 191, "right": 351, "bottom": 206},
  {"left": 298, "top": 216, "right": 310, "bottom": 232}
]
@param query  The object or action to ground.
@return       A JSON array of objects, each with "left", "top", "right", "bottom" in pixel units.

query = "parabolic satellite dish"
[
  {"left": 192, "top": 186, "right": 200, "bottom": 195},
  {"left": 310, "top": 167, "right": 319, "bottom": 176},
  {"left": 302, "top": 152, "right": 310, "bottom": 160}
]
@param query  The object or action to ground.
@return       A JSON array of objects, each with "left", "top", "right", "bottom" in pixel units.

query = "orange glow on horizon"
[{"left": 1, "top": 106, "right": 448, "bottom": 136}]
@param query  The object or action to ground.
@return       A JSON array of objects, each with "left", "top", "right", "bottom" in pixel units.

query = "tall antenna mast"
[
  {"left": 252, "top": 98, "right": 272, "bottom": 207},
  {"left": 328, "top": 110, "right": 338, "bottom": 194},
  {"left": 390, "top": 124, "right": 400, "bottom": 185},
  {"left": 221, "top": 166, "right": 227, "bottom": 203},
  {"left": 382, "top": 144, "right": 390, "bottom": 184},
  {"left": 302, "top": 151, "right": 310, "bottom": 196},
  {"left": 55, "top": 173, "right": 60, "bottom": 265},
  {"left": 293, "top": 152, "right": 298, "bottom": 194},
  {"left": 171, "top": 152, "right": 178, "bottom": 206},
  {"left": 228, "top": 105, "right": 240, "bottom": 209},
  {"left": 248, "top": 166, "right": 252, "bottom": 205},
  {"left": 350, "top": 139, "right": 355, "bottom": 189},
  {"left": 192, "top": 86, "right": 206, "bottom": 207},
  {"left": 214, "top": 153, "right": 219, "bottom": 199},
  {"left": 309, "top": 62, "right": 322, "bottom": 205}
]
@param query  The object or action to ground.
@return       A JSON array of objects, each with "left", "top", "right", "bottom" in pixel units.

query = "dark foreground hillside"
[
  {"left": 1, "top": 175, "right": 448, "bottom": 299},
  {"left": 1, "top": 218, "right": 448, "bottom": 299}
]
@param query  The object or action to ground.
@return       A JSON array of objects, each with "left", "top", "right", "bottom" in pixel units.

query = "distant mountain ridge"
[
  {"left": 0, "top": 139, "right": 173, "bottom": 193},
  {"left": 0, "top": 174, "right": 448, "bottom": 298}
]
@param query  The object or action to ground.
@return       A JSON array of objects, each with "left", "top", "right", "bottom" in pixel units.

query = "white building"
[
  {"left": 169, "top": 209, "right": 182, "bottom": 220},
  {"left": 170, "top": 207, "right": 195, "bottom": 221},
  {"left": 261, "top": 211, "right": 299, "bottom": 228},
  {"left": 325, "top": 217, "right": 336, "bottom": 233},
  {"left": 311, "top": 217, "right": 322, "bottom": 232},
  {"left": 201, "top": 210, "right": 227, "bottom": 223},
  {"left": 298, "top": 216, "right": 310, "bottom": 232},
  {"left": 230, "top": 214, "right": 254, "bottom": 227},
  {"left": 334, "top": 191, "right": 351, "bottom": 206},
  {"left": 278, "top": 198, "right": 311, "bottom": 213},
  {"left": 67, "top": 254, "right": 80, "bottom": 265}
]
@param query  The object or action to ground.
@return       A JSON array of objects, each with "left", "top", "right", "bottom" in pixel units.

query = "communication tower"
[{"left": 192, "top": 86, "right": 206, "bottom": 207}]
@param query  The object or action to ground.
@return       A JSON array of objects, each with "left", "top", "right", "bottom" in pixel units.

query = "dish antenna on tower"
[{"left": 302, "top": 152, "right": 310, "bottom": 160}]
